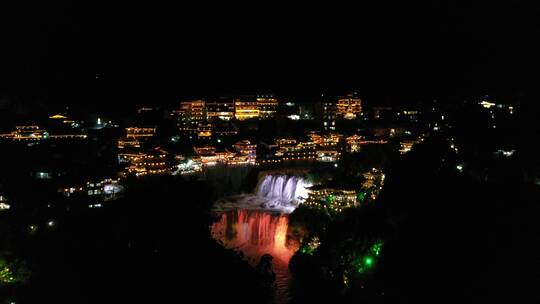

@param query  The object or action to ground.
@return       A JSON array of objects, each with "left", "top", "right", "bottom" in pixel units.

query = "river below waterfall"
[
  {"left": 210, "top": 174, "right": 309, "bottom": 303},
  {"left": 211, "top": 209, "right": 299, "bottom": 303}
]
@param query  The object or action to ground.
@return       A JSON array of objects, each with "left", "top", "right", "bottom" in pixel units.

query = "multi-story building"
[
  {"left": 346, "top": 134, "right": 364, "bottom": 152},
  {"left": 399, "top": 138, "right": 424, "bottom": 154},
  {"left": 197, "top": 123, "right": 212, "bottom": 138},
  {"left": 232, "top": 140, "right": 257, "bottom": 164},
  {"left": 117, "top": 137, "right": 141, "bottom": 149},
  {"left": 336, "top": 93, "right": 362, "bottom": 119},
  {"left": 118, "top": 151, "right": 143, "bottom": 164},
  {"left": 193, "top": 140, "right": 257, "bottom": 166},
  {"left": 234, "top": 97, "right": 259, "bottom": 120},
  {"left": 125, "top": 127, "right": 156, "bottom": 139},
  {"left": 362, "top": 168, "right": 385, "bottom": 200},
  {"left": 304, "top": 185, "right": 360, "bottom": 214},
  {"left": 308, "top": 132, "right": 342, "bottom": 148},
  {"left": 0, "top": 126, "right": 48, "bottom": 141},
  {"left": 256, "top": 94, "right": 279, "bottom": 119},
  {"left": 86, "top": 178, "right": 123, "bottom": 198},
  {"left": 277, "top": 139, "right": 316, "bottom": 161},
  {"left": 316, "top": 150, "right": 341, "bottom": 162},
  {"left": 321, "top": 101, "right": 337, "bottom": 131},
  {"left": 59, "top": 178, "right": 124, "bottom": 204},
  {"left": 173, "top": 157, "right": 203, "bottom": 175},
  {"left": 175, "top": 110, "right": 194, "bottom": 135},
  {"left": 178, "top": 100, "right": 206, "bottom": 134},
  {"left": 192, "top": 149, "right": 235, "bottom": 167},
  {"left": 193, "top": 146, "right": 217, "bottom": 156},
  {"left": 206, "top": 97, "right": 234, "bottom": 121},
  {"left": 182, "top": 100, "right": 206, "bottom": 121},
  {"left": 0, "top": 125, "right": 87, "bottom": 141},
  {"left": 123, "top": 148, "right": 170, "bottom": 177},
  {"left": 259, "top": 138, "right": 317, "bottom": 165}
]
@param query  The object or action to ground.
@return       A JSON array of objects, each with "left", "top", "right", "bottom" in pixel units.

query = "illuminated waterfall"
[
  {"left": 211, "top": 210, "right": 294, "bottom": 262},
  {"left": 211, "top": 209, "right": 297, "bottom": 303},
  {"left": 253, "top": 174, "right": 311, "bottom": 211},
  {"left": 213, "top": 174, "right": 311, "bottom": 213},
  {"left": 211, "top": 175, "right": 308, "bottom": 303},
  {"left": 256, "top": 175, "right": 310, "bottom": 202}
]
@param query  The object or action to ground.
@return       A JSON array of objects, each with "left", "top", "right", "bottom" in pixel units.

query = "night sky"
[{"left": 1, "top": 2, "right": 539, "bottom": 112}]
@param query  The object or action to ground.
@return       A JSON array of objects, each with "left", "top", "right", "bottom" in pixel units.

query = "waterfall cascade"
[
  {"left": 255, "top": 175, "right": 310, "bottom": 210},
  {"left": 211, "top": 175, "right": 307, "bottom": 303},
  {"left": 256, "top": 175, "right": 310, "bottom": 202},
  {"left": 211, "top": 209, "right": 297, "bottom": 303},
  {"left": 211, "top": 210, "right": 293, "bottom": 262},
  {"left": 213, "top": 174, "right": 311, "bottom": 213}
]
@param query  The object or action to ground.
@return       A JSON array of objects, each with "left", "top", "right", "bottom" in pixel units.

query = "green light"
[
  {"left": 300, "top": 245, "right": 315, "bottom": 256},
  {"left": 0, "top": 258, "right": 30, "bottom": 285},
  {"left": 364, "top": 256, "right": 374, "bottom": 267},
  {"left": 0, "top": 264, "right": 15, "bottom": 284},
  {"left": 370, "top": 241, "right": 383, "bottom": 256},
  {"left": 325, "top": 195, "right": 335, "bottom": 204}
]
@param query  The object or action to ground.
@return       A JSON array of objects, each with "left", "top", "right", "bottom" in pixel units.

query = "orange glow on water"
[
  {"left": 211, "top": 209, "right": 299, "bottom": 303},
  {"left": 211, "top": 209, "right": 297, "bottom": 265}
]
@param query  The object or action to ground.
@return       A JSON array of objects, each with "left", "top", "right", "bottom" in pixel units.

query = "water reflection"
[{"left": 211, "top": 209, "right": 298, "bottom": 303}]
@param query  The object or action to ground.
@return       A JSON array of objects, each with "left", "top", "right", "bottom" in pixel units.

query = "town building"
[
  {"left": 256, "top": 94, "right": 279, "bottom": 119},
  {"left": 197, "top": 123, "right": 213, "bottom": 138},
  {"left": 206, "top": 97, "right": 234, "bottom": 121},
  {"left": 321, "top": 101, "right": 337, "bottom": 131},
  {"left": 121, "top": 148, "right": 171, "bottom": 177},
  {"left": 125, "top": 127, "right": 156, "bottom": 139},
  {"left": 177, "top": 100, "right": 206, "bottom": 134},
  {"left": 304, "top": 184, "right": 360, "bottom": 214},
  {"left": 336, "top": 93, "right": 362, "bottom": 119},
  {"left": 346, "top": 134, "right": 364, "bottom": 152},
  {"left": 399, "top": 138, "right": 423, "bottom": 154},
  {"left": 232, "top": 140, "right": 257, "bottom": 164},
  {"left": 193, "top": 140, "right": 257, "bottom": 167},
  {"left": 316, "top": 150, "right": 341, "bottom": 162},
  {"left": 234, "top": 97, "right": 259, "bottom": 120}
]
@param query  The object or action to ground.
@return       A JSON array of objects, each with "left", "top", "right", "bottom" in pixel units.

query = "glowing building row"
[
  {"left": 308, "top": 132, "right": 342, "bottom": 147},
  {"left": 192, "top": 140, "right": 257, "bottom": 167},
  {"left": 259, "top": 138, "right": 318, "bottom": 165},
  {"left": 118, "top": 147, "right": 174, "bottom": 177},
  {"left": 233, "top": 95, "right": 279, "bottom": 120},
  {"left": 303, "top": 185, "right": 361, "bottom": 214},
  {"left": 399, "top": 138, "right": 424, "bottom": 154},
  {"left": 336, "top": 93, "right": 362, "bottom": 119},
  {"left": 362, "top": 168, "right": 385, "bottom": 200},
  {"left": 125, "top": 127, "right": 156, "bottom": 139},
  {"left": 0, "top": 125, "right": 87, "bottom": 141},
  {"left": 175, "top": 95, "right": 279, "bottom": 128},
  {"left": 321, "top": 92, "right": 362, "bottom": 130},
  {"left": 60, "top": 178, "right": 124, "bottom": 199}
]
